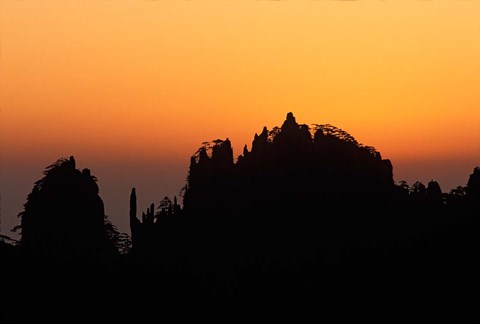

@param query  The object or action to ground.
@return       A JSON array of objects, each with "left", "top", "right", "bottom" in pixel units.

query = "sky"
[{"left": 1, "top": 1, "right": 479, "bottom": 238}]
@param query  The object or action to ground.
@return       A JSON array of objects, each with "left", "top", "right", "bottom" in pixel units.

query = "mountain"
[
  {"left": 183, "top": 112, "right": 394, "bottom": 215},
  {"left": 17, "top": 156, "right": 115, "bottom": 256}
]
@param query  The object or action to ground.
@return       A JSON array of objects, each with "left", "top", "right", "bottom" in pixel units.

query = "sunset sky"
[{"left": 1, "top": 1, "right": 479, "bottom": 237}]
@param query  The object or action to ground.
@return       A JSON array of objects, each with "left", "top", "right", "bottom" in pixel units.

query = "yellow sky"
[{"left": 1, "top": 1, "right": 479, "bottom": 234}]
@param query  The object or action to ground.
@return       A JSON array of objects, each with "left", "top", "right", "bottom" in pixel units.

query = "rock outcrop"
[
  {"left": 18, "top": 156, "right": 112, "bottom": 256},
  {"left": 183, "top": 112, "right": 395, "bottom": 215}
]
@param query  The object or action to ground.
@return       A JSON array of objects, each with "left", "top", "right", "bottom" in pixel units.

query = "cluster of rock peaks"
[{"left": 183, "top": 113, "right": 394, "bottom": 214}]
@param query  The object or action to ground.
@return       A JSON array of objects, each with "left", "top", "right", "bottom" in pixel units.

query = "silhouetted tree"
[
  {"left": 157, "top": 196, "right": 173, "bottom": 219},
  {"left": 397, "top": 180, "right": 410, "bottom": 193},
  {"left": 444, "top": 186, "right": 467, "bottom": 207},
  {"left": 409, "top": 181, "right": 427, "bottom": 206},
  {"left": 105, "top": 215, "right": 132, "bottom": 255}
]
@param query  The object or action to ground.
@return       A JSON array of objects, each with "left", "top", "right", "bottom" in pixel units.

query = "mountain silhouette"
[
  {"left": 16, "top": 156, "right": 118, "bottom": 257},
  {"left": 129, "top": 112, "right": 399, "bottom": 255},
  {"left": 127, "top": 113, "right": 479, "bottom": 279},
  {"left": 0, "top": 113, "right": 479, "bottom": 322},
  {"left": 183, "top": 112, "right": 394, "bottom": 216}
]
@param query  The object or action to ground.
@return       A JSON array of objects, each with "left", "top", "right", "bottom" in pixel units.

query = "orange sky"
[{"left": 1, "top": 1, "right": 479, "bottom": 236}]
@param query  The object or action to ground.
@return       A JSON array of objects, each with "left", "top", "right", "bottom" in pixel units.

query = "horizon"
[{"left": 1, "top": 1, "right": 479, "bottom": 237}]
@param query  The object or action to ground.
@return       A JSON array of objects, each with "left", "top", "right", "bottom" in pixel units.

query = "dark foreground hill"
[{"left": 1, "top": 113, "right": 479, "bottom": 322}]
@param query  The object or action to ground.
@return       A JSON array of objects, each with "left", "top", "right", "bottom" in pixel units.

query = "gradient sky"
[{"left": 1, "top": 1, "right": 479, "bottom": 237}]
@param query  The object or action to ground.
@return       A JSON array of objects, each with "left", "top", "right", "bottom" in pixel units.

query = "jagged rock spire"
[
  {"left": 67, "top": 155, "right": 76, "bottom": 171},
  {"left": 130, "top": 188, "right": 137, "bottom": 223},
  {"left": 284, "top": 112, "right": 296, "bottom": 126},
  {"left": 467, "top": 167, "right": 480, "bottom": 205}
]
